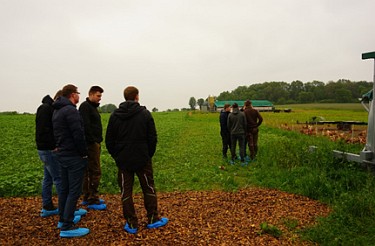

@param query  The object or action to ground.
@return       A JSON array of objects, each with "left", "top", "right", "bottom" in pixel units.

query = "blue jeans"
[
  {"left": 38, "top": 150, "right": 61, "bottom": 207},
  {"left": 57, "top": 155, "right": 87, "bottom": 230}
]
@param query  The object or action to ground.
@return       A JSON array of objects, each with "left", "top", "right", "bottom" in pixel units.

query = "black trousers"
[{"left": 117, "top": 160, "right": 159, "bottom": 228}]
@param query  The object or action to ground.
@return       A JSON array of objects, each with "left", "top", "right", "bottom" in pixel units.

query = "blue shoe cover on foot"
[
  {"left": 87, "top": 203, "right": 107, "bottom": 210},
  {"left": 60, "top": 228, "right": 90, "bottom": 238},
  {"left": 74, "top": 208, "right": 87, "bottom": 216},
  {"left": 147, "top": 217, "right": 169, "bottom": 229},
  {"left": 124, "top": 223, "right": 138, "bottom": 234},
  {"left": 81, "top": 198, "right": 105, "bottom": 206},
  {"left": 40, "top": 208, "right": 59, "bottom": 217},
  {"left": 57, "top": 215, "right": 81, "bottom": 228}
]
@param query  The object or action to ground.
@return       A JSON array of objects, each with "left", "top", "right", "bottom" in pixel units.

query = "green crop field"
[{"left": 0, "top": 104, "right": 374, "bottom": 244}]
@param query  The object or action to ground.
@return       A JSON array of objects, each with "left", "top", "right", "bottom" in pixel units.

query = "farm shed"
[{"left": 214, "top": 100, "right": 274, "bottom": 112}]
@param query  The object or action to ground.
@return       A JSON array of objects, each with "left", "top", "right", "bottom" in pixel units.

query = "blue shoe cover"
[
  {"left": 74, "top": 208, "right": 87, "bottom": 216},
  {"left": 124, "top": 223, "right": 138, "bottom": 234},
  {"left": 147, "top": 217, "right": 169, "bottom": 229},
  {"left": 60, "top": 228, "right": 90, "bottom": 238},
  {"left": 87, "top": 203, "right": 107, "bottom": 210},
  {"left": 81, "top": 198, "right": 105, "bottom": 206},
  {"left": 241, "top": 161, "right": 248, "bottom": 167},
  {"left": 40, "top": 208, "right": 59, "bottom": 217},
  {"left": 57, "top": 215, "right": 81, "bottom": 228},
  {"left": 229, "top": 160, "right": 235, "bottom": 165}
]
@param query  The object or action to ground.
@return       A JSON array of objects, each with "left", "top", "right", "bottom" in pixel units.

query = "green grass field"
[{"left": 0, "top": 104, "right": 374, "bottom": 244}]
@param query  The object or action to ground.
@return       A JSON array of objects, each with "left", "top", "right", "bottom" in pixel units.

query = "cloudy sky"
[{"left": 1, "top": 0, "right": 374, "bottom": 113}]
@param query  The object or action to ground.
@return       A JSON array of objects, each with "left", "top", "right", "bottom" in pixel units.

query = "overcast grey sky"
[{"left": 1, "top": 0, "right": 374, "bottom": 113}]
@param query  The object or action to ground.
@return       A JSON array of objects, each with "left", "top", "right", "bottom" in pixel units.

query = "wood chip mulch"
[{"left": 0, "top": 188, "right": 330, "bottom": 245}]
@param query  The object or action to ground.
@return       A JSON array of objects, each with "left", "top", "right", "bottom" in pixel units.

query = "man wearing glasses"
[{"left": 52, "top": 84, "right": 89, "bottom": 238}]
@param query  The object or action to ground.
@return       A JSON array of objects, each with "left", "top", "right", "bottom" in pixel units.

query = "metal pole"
[{"left": 362, "top": 52, "right": 375, "bottom": 158}]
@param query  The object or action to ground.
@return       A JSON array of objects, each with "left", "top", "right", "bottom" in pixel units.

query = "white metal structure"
[{"left": 333, "top": 51, "right": 375, "bottom": 169}]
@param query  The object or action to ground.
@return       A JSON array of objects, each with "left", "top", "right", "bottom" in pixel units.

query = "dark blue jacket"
[
  {"left": 52, "top": 96, "right": 88, "bottom": 157},
  {"left": 105, "top": 101, "right": 157, "bottom": 171},
  {"left": 219, "top": 109, "right": 230, "bottom": 134}
]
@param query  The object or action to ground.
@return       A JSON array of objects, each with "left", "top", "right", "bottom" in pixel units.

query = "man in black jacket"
[
  {"left": 219, "top": 103, "right": 231, "bottom": 159},
  {"left": 227, "top": 103, "right": 247, "bottom": 165},
  {"left": 106, "top": 86, "right": 168, "bottom": 234},
  {"left": 79, "top": 86, "right": 106, "bottom": 210},
  {"left": 36, "top": 91, "right": 62, "bottom": 217},
  {"left": 52, "top": 84, "right": 90, "bottom": 238}
]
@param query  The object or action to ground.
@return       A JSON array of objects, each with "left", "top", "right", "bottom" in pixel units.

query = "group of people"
[
  {"left": 219, "top": 100, "right": 263, "bottom": 165},
  {"left": 35, "top": 84, "right": 168, "bottom": 238}
]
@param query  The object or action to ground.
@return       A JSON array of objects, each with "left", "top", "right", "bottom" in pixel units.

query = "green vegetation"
[
  {"left": 0, "top": 105, "right": 374, "bottom": 244},
  {"left": 217, "top": 80, "right": 372, "bottom": 105},
  {"left": 259, "top": 222, "right": 282, "bottom": 238}
]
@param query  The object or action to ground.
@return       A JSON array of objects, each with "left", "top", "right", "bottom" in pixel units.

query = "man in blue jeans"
[
  {"left": 52, "top": 84, "right": 89, "bottom": 238},
  {"left": 36, "top": 91, "right": 62, "bottom": 217}
]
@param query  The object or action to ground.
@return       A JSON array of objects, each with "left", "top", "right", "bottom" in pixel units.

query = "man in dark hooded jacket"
[
  {"left": 105, "top": 86, "right": 168, "bottom": 234},
  {"left": 36, "top": 91, "right": 62, "bottom": 217},
  {"left": 227, "top": 103, "right": 247, "bottom": 165},
  {"left": 219, "top": 103, "right": 231, "bottom": 159}
]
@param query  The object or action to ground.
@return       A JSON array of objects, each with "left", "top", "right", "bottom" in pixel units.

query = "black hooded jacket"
[
  {"left": 52, "top": 96, "right": 88, "bottom": 157},
  {"left": 79, "top": 97, "right": 103, "bottom": 144},
  {"left": 35, "top": 95, "right": 55, "bottom": 150},
  {"left": 105, "top": 100, "right": 157, "bottom": 171}
]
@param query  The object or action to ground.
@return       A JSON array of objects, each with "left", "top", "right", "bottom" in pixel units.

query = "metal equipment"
[{"left": 333, "top": 51, "right": 375, "bottom": 170}]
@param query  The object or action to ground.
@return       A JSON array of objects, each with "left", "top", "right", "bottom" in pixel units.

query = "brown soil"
[{"left": 0, "top": 188, "right": 330, "bottom": 245}]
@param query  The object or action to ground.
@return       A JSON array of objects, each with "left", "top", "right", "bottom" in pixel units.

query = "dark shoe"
[
  {"left": 57, "top": 215, "right": 81, "bottom": 228},
  {"left": 60, "top": 227, "right": 90, "bottom": 238},
  {"left": 124, "top": 222, "right": 138, "bottom": 234},
  {"left": 87, "top": 203, "right": 106, "bottom": 210},
  {"left": 74, "top": 208, "right": 87, "bottom": 216},
  {"left": 81, "top": 198, "right": 105, "bottom": 206},
  {"left": 40, "top": 208, "right": 59, "bottom": 217},
  {"left": 147, "top": 217, "right": 169, "bottom": 229}
]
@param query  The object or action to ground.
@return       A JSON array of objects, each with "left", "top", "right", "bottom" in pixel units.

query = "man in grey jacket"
[{"left": 227, "top": 103, "right": 247, "bottom": 165}]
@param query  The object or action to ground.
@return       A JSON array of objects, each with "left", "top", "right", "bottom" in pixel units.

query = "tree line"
[{"left": 216, "top": 79, "right": 373, "bottom": 104}]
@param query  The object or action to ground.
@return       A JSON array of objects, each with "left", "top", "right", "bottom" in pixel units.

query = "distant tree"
[
  {"left": 100, "top": 104, "right": 117, "bottom": 113},
  {"left": 197, "top": 98, "right": 204, "bottom": 110},
  {"left": 189, "top": 97, "right": 197, "bottom": 110},
  {"left": 298, "top": 92, "right": 314, "bottom": 103},
  {"left": 215, "top": 79, "right": 372, "bottom": 104},
  {"left": 289, "top": 80, "right": 304, "bottom": 101},
  {"left": 152, "top": 107, "right": 158, "bottom": 112},
  {"left": 335, "top": 88, "right": 352, "bottom": 103},
  {"left": 217, "top": 91, "right": 231, "bottom": 101}
]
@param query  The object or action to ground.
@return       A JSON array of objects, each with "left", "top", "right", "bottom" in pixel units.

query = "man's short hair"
[
  {"left": 62, "top": 84, "right": 78, "bottom": 97},
  {"left": 53, "top": 90, "right": 63, "bottom": 100},
  {"left": 245, "top": 100, "right": 251, "bottom": 107},
  {"left": 232, "top": 103, "right": 238, "bottom": 108},
  {"left": 89, "top": 86, "right": 104, "bottom": 94},
  {"left": 124, "top": 86, "right": 139, "bottom": 100},
  {"left": 224, "top": 104, "right": 231, "bottom": 109}
]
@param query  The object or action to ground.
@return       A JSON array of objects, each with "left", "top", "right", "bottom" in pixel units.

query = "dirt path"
[{"left": 0, "top": 188, "right": 330, "bottom": 245}]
